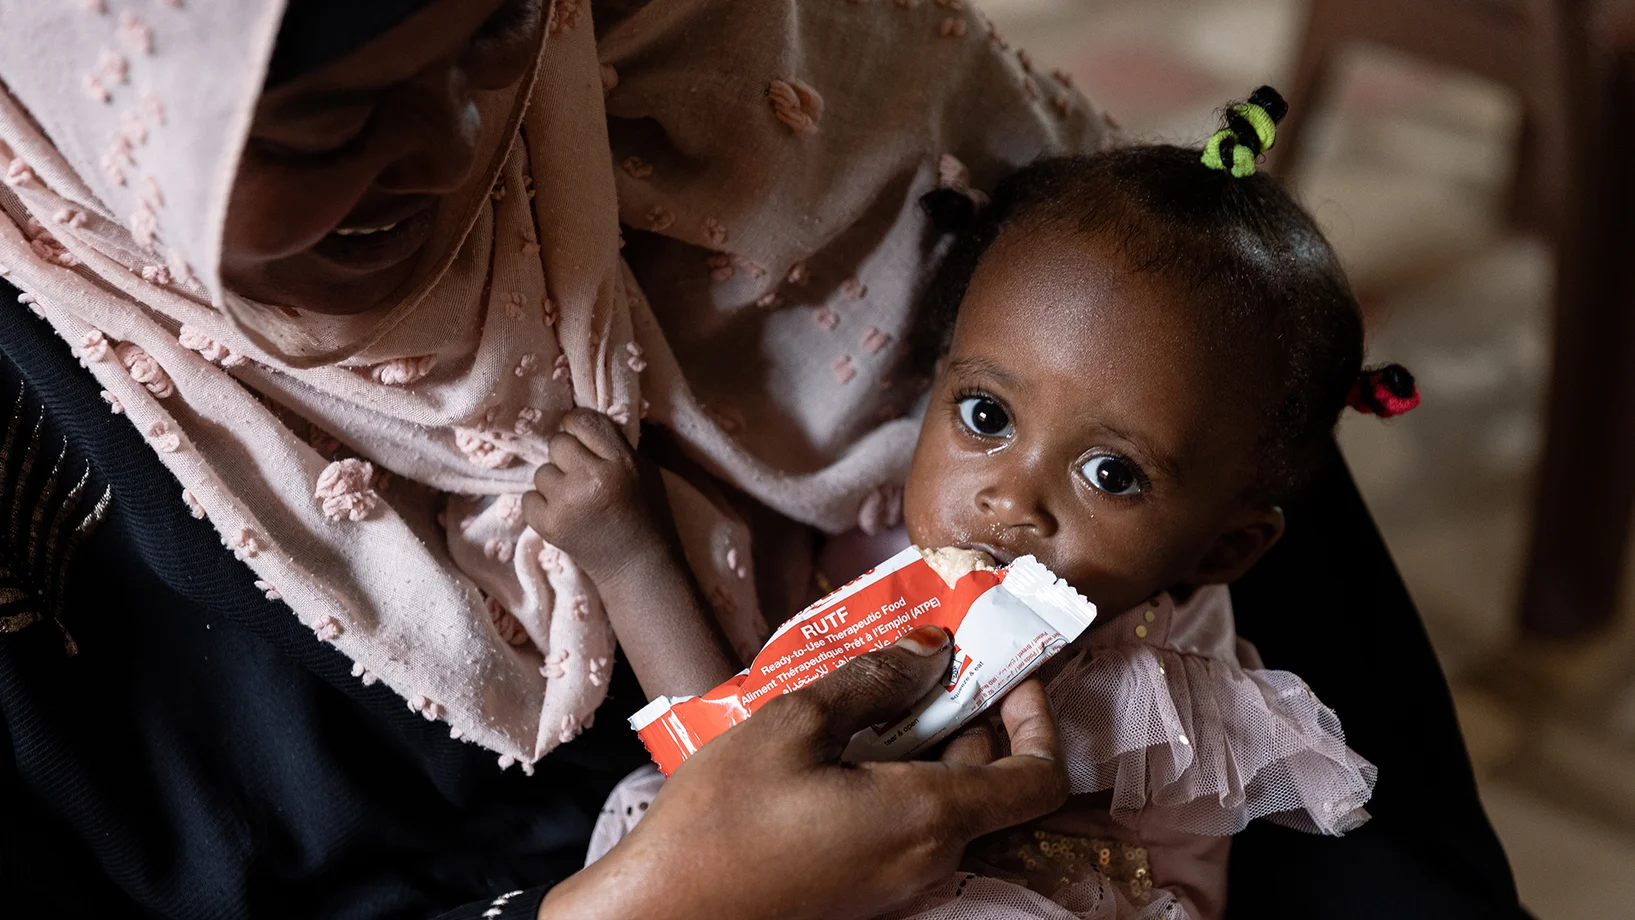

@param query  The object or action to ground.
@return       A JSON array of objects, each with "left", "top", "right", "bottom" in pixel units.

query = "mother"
[{"left": 0, "top": 1, "right": 1523, "bottom": 918}]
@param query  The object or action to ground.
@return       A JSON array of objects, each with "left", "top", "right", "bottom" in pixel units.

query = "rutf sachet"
[{"left": 631, "top": 546, "right": 1097, "bottom": 775}]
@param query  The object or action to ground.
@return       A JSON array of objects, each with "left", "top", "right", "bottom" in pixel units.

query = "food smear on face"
[
  {"left": 630, "top": 546, "right": 1095, "bottom": 774},
  {"left": 919, "top": 545, "right": 998, "bottom": 586}
]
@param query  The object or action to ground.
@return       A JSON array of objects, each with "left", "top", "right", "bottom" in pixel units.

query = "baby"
[{"left": 524, "top": 88, "right": 1416, "bottom": 919}]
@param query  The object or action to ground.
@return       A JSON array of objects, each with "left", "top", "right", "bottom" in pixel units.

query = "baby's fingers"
[
  {"left": 531, "top": 462, "right": 566, "bottom": 495},
  {"left": 560, "top": 407, "right": 632, "bottom": 461},
  {"left": 545, "top": 429, "right": 599, "bottom": 473},
  {"left": 521, "top": 491, "right": 550, "bottom": 530}
]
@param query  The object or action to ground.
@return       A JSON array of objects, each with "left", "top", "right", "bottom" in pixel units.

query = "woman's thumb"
[{"left": 773, "top": 626, "right": 954, "bottom": 758}]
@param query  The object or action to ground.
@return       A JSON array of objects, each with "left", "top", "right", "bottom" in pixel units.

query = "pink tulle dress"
[{"left": 587, "top": 536, "right": 1377, "bottom": 920}]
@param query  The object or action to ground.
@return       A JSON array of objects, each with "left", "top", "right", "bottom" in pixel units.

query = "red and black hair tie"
[{"left": 1347, "top": 364, "right": 1420, "bottom": 418}]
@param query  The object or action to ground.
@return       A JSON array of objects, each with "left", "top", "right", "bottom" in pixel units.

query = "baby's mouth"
[{"left": 956, "top": 541, "right": 1016, "bottom": 566}]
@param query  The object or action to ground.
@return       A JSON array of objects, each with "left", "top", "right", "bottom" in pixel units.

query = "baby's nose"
[{"left": 975, "top": 483, "right": 1056, "bottom": 537}]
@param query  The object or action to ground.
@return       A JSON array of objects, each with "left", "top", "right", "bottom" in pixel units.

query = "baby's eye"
[
  {"left": 1081, "top": 455, "right": 1143, "bottom": 496},
  {"left": 957, "top": 396, "right": 1013, "bottom": 438}
]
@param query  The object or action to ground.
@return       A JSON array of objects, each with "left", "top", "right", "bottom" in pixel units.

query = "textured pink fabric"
[
  {"left": 0, "top": 2, "right": 625, "bottom": 770},
  {"left": 0, "top": 0, "right": 1104, "bottom": 769},
  {"left": 767, "top": 79, "right": 824, "bottom": 134},
  {"left": 313, "top": 459, "right": 379, "bottom": 522}
]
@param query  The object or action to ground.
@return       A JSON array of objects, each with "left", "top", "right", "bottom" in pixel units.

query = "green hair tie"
[
  {"left": 1235, "top": 102, "right": 1277, "bottom": 152},
  {"left": 1201, "top": 128, "right": 1231, "bottom": 171},
  {"left": 1199, "top": 86, "right": 1289, "bottom": 178},
  {"left": 1231, "top": 143, "right": 1256, "bottom": 177},
  {"left": 1236, "top": 103, "right": 1275, "bottom": 152},
  {"left": 1201, "top": 128, "right": 1259, "bottom": 178}
]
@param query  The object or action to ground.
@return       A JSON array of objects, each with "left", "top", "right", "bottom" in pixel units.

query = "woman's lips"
[
  {"left": 309, "top": 203, "right": 436, "bottom": 273},
  {"left": 332, "top": 221, "right": 402, "bottom": 236}
]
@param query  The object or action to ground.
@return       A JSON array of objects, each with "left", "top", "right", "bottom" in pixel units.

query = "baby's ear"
[{"left": 1189, "top": 505, "right": 1285, "bottom": 586}]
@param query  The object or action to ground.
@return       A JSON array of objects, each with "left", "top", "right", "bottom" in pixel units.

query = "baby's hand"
[{"left": 523, "top": 408, "right": 659, "bottom": 584}]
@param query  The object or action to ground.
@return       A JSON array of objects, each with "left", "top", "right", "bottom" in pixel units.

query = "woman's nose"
[
  {"left": 975, "top": 481, "right": 1057, "bottom": 537},
  {"left": 374, "top": 65, "right": 482, "bottom": 196}
]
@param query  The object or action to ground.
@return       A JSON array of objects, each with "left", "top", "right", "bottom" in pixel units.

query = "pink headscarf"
[{"left": 0, "top": 0, "right": 1104, "bottom": 769}]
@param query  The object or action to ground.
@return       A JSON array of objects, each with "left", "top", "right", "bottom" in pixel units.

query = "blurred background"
[{"left": 979, "top": 0, "right": 1635, "bottom": 916}]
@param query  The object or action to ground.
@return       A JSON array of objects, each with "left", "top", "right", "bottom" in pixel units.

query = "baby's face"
[{"left": 904, "top": 228, "right": 1281, "bottom": 615}]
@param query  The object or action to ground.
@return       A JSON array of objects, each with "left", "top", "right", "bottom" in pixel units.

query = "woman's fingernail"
[{"left": 895, "top": 625, "right": 950, "bottom": 656}]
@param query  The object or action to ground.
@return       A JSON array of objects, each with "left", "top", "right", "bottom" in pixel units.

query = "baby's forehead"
[
  {"left": 951, "top": 234, "right": 1263, "bottom": 461},
  {"left": 956, "top": 232, "right": 1217, "bottom": 367}
]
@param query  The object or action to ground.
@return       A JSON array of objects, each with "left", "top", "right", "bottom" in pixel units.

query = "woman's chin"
[{"left": 224, "top": 253, "right": 421, "bottom": 317}]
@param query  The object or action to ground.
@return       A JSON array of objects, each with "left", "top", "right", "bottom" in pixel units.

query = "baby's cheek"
[
  {"left": 903, "top": 467, "right": 989, "bottom": 551},
  {"left": 1053, "top": 525, "right": 1171, "bottom": 614},
  {"left": 902, "top": 430, "right": 951, "bottom": 544},
  {"left": 900, "top": 477, "right": 943, "bottom": 548}
]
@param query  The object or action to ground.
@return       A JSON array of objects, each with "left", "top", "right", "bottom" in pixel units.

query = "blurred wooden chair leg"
[
  {"left": 1518, "top": 276, "right": 1635, "bottom": 638},
  {"left": 1519, "top": 42, "right": 1633, "bottom": 637},
  {"left": 1272, "top": 0, "right": 1543, "bottom": 180},
  {"left": 1270, "top": 0, "right": 1631, "bottom": 636}
]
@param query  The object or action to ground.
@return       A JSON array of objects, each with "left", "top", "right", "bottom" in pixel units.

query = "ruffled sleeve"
[{"left": 1044, "top": 587, "right": 1376, "bottom": 837}]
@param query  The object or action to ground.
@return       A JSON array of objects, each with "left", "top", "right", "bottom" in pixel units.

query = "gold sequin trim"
[{"left": 972, "top": 828, "right": 1154, "bottom": 900}]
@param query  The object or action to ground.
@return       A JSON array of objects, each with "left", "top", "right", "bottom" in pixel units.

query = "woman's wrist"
[
  {"left": 536, "top": 858, "right": 623, "bottom": 920},
  {"left": 537, "top": 846, "right": 696, "bottom": 920}
]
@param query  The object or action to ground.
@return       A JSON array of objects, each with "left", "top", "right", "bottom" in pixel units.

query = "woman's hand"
[{"left": 540, "top": 626, "right": 1070, "bottom": 920}]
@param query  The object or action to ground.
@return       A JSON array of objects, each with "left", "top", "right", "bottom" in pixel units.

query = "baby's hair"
[{"left": 920, "top": 87, "right": 1415, "bottom": 500}]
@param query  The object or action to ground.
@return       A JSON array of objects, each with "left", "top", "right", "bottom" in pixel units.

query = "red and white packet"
[{"left": 630, "top": 546, "right": 1097, "bottom": 775}]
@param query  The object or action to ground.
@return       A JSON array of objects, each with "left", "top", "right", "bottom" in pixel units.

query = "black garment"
[
  {"left": 1227, "top": 444, "right": 1525, "bottom": 918},
  {"left": 0, "top": 290, "right": 649, "bottom": 918},
  {"left": 0, "top": 282, "right": 1523, "bottom": 918}
]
